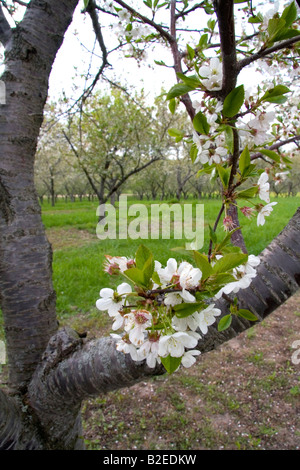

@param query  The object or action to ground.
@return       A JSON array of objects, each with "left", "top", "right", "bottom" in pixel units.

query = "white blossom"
[
  {"left": 178, "top": 261, "right": 202, "bottom": 290},
  {"left": 181, "top": 349, "right": 201, "bottom": 368},
  {"left": 172, "top": 313, "right": 201, "bottom": 332},
  {"left": 124, "top": 309, "right": 152, "bottom": 347},
  {"left": 261, "top": 1, "right": 280, "bottom": 31},
  {"left": 198, "top": 305, "right": 222, "bottom": 335},
  {"left": 247, "top": 111, "right": 275, "bottom": 146},
  {"left": 257, "top": 202, "right": 278, "bottom": 226},
  {"left": 96, "top": 282, "right": 132, "bottom": 319},
  {"left": 198, "top": 58, "right": 223, "bottom": 91},
  {"left": 275, "top": 171, "right": 289, "bottom": 185},
  {"left": 257, "top": 172, "right": 270, "bottom": 203},
  {"left": 110, "top": 333, "right": 139, "bottom": 361},
  {"left": 158, "top": 331, "right": 199, "bottom": 358},
  {"left": 117, "top": 9, "right": 131, "bottom": 22},
  {"left": 138, "top": 337, "right": 160, "bottom": 368}
]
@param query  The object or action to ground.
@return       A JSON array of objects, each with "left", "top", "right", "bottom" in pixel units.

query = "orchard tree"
[
  {"left": 0, "top": 0, "right": 300, "bottom": 450},
  {"left": 34, "top": 104, "right": 75, "bottom": 206}
]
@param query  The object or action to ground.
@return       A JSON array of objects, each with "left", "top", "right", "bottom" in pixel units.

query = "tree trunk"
[{"left": 0, "top": 0, "right": 80, "bottom": 391}]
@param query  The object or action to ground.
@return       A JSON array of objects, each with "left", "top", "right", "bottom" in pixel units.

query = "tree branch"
[
  {"left": 214, "top": 0, "right": 237, "bottom": 97},
  {"left": 237, "top": 35, "right": 300, "bottom": 73},
  {"left": 169, "top": 0, "right": 195, "bottom": 120},
  {"left": 82, "top": 0, "right": 110, "bottom": 101},
  {"left": 27, "top": 209, "right": 300, "bottom": 418},
  {"left": 113, "top": 0, "right": 174, "bottom": 43},
  {"left": 250, "top": 135, "right": 300, "bottom": 161}
]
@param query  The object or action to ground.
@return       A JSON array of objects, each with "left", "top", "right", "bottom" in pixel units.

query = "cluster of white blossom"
[
  {"left": 238, "top": 110, "right": 276, "bottom": 147},
  {"left": 198, "top": 58, "right": 223, "bottom": 91},
  {"left": 96, "top": 252, "right": 260, "bottom": 372}
]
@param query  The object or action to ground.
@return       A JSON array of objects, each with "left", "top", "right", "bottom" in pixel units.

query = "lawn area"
[{"left": 41, "top": 195, "right": 300, "bottom": 317}]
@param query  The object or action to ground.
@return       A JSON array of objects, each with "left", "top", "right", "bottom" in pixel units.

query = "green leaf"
[
  {"left": 212, "top": 253, "right": 248, "bottom": 274},
  {"left": 193, "top": 251, "right": 213, "bottom": 280},
  {"left": 193, "top": 111, "right": 210, "bottom": 135},
  {"left": 259, "top": 148, "right": 281, "bottom": 163},
  {"left": 168, "top": 98, "right": 176, "bottom": 114},
  {"left": 198, "top": 33, "right": 208, "bottom": 49},
  {"left": 236, "top": 186, "right": 258, "bottom": 200},
  {"left": 143, "top": 256, "right": 155, "bottom": 284},
  {"left": 217, "top": 314, "right": 232, "bottom": 331},
  {"left": 216, "top": 228, "right": 242, "bottom": 252},
  {"left": 260, "top": 85, "right": 290, "bottom": 104},
  {"left": 274, "top": 28, "right": 300, "bottom": 42},
  {"left": 161, "top": 355, "right": 182, "bottom": 374},
  {"left": 166, "top": 83, "right": 195, "bottom": 100},
  {"left": 209, "top": 224, "right": 217, "bottom": 244},
  {"left": 190, "top": 143, "right": 198, "bottom": 163},
  {"left": 151, "top": 271, "right": 161, "bottom": 286},
  {"left": 268, "top": 17, "right": 286, "bottom": 39},
  {"left": 222, "top": 85, "right": 245, "bottom": 118},
  {"left": 123, "top": 267, "right": 146, "bottom": 287},
  {"left": 135, "top": 244, "right": 152, "bottom": 270},
  {"left": 223, "top": 125, "right": 234, "bottom": 154},
  {"left": 176, "top": 73, "right": 201, "bottom": 88},
  {"left": 216, "top": 164, "right": 231, "bottom": 188},
  {"left": 237, "top": 309, "right": 258, "bottom": 321},
  {"left": 239, "top": 146, "right": 251, "bottom": 177},
  {"left": 210, "top": 273, "right": 236, "bottom": 287},
  {"left": 281, "top": 1, "right": 297, "bottom": 27},
  {"left": 83, "top": 0, "right": 90, "bottom": 7},
  {"left": 248, "top": 15, "right": 263, "bottom": 24},
  {"left": 186, "top": 44, "right": 195, "bottom": 60},
  {"left": 242, "top": 163, "right": 258, "bottom": 178},
  {"left": 173, "top": 302, "right": 204, "bottom": 318},
  {"left": 135, "top": 244, "right": 154, "bottom": 284},
  {"left": 168, "top": 128, "right": 185, "bottom": 142}
]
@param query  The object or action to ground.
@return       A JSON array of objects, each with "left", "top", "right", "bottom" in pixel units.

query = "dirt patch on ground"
[
  {"left": 47, "top": 228, "right": 97, "bottom": 250},
  {"left": 81, "top": 292, "right": 300, "bottom": 450}
]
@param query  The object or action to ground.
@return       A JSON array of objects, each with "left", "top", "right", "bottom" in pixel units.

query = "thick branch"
[
  {"left": 214, "top": 0, "right": 237, "bottom": 97},
  {"left": 28, "top": 209, "right": 300, "bottom": 422}
]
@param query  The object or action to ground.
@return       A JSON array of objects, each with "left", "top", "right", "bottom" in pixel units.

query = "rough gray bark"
[{"left": 0, "top": 0, "right": 80, "bottom": 392}]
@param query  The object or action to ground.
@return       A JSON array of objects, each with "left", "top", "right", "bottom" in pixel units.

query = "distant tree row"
[{"left": 35, "top": 87, "right": 300, "bottom": 206}]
